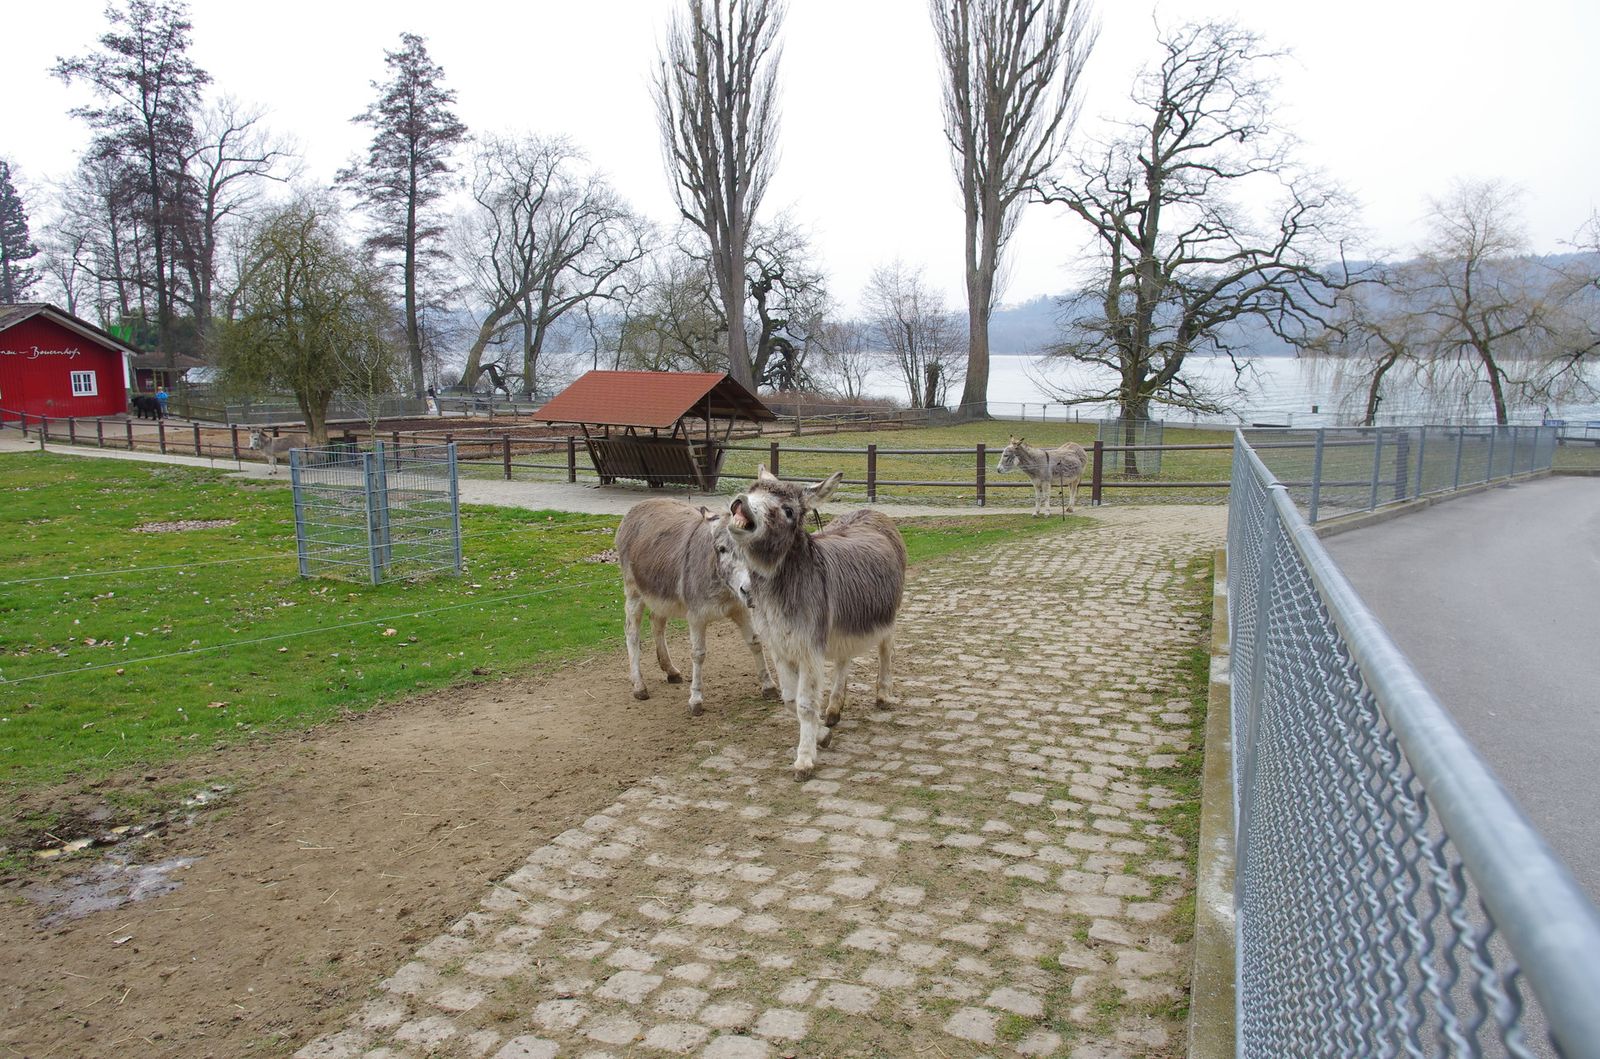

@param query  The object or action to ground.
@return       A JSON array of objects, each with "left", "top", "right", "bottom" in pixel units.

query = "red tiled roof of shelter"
[{"left": 532, "top": 370, "right": 775, "bottom": 429}]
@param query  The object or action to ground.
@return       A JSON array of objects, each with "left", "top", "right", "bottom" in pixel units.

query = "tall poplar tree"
[{"left": 339, "top": 33, "right": 468, "bottom": 395}]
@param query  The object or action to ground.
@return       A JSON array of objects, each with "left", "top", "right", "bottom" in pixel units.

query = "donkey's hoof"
[
  {"left": 874, "top": 696, "right": 896, "bottom": 708},
  {"left": 632, "top": 688, "right": 650, "bottom": 701},
  {"left": 823, "top": 709, "right": 842, "bottom": 728},
  {"left": 666, "top": 673, "right": 684, "bottom": 684},
  {"left": 817, "top": 726, "right": 834, "bottom": 749},
  {"left": 761, "top": 686, "right": 781, "bottom": 701},
  {"left": 792, "top": 766, "right": 815, "bottom": 782},
  {"left": 688, "top": 700, "right": 704, "bottom": 718}
]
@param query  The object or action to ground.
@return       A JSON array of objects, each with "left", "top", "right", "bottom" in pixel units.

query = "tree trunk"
[{"left": 403, "top": 171, "right": 425, "bottom": 396}]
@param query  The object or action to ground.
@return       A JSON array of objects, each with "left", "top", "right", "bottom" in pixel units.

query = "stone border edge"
[{"left": 1187, "top": 548, "right": 1236, "bottom": 1059}]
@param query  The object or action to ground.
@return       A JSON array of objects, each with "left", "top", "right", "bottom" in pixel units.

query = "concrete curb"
[
  {"left": 1188, "top": 548, "right": 1237, "bottom": 1059},
  {"left": 1312, "top": 469, "right": 1550, "bottom": 539}
]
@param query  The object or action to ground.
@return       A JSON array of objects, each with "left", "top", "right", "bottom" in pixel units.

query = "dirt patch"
[
  {"left": 130, "top": 519, "right": 238, "bottom": 534},
  {"left": 0, "top": 624, "right": 769, "bottom": 1058}
]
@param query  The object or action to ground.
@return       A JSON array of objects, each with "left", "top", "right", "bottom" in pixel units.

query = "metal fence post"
[
  {"left": 502, "top": 433, "right": 512, "bottom": 480},
  {"left": 290, "top": 449, "right": 310, "bottom": 578},
  {"left": 1453, "top": 427, "right": 1464, "bottom": 490},
  {"left": 1393, "top": 429, "right": 1411, "bottom": 501},
  {"left": 1486, "top": 427, "right": 1497, "bottom": 482},
  {"left": 1091, "top": 440, "right": 1104, "bottom": 506},
  {"left": 363, "top": 443, "right": 386, "bottom": 585},
  {"left": 1414, "top": 425, "right": 1427, "bottom": 498},
  {"left": 976, "top": 443, "right": 987, "bottom": 508},
  {"left": 567, "top": 436, "right": 577, "bottom": 483},
  {"left": 448, "top": 442, "right": 463, "bottom": 575},
  {"left": 1509, "top": 425, "right": 1520, "bottom": 475},
  {"left": 1368, "top": 429, "right": 1385, "bottom": 511},
  {"left": 1308, "top": 428, "right": 1326, "bottom": 524},
  {"left": 866, "top": 444, "right": 878, "bottom": 502}
]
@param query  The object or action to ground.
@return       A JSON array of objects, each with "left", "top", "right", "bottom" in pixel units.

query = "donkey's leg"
[
  {"left": 654, "top": 615, "right": 683, "bottom": 683},
  {"left": 1067, "top": 476, "right": 1079, "bottom": 513},
  {"left": 774, "top": 655, "right": 799, "bottom": 706},
  {"left": 686, "top": 616, "right": 709, "bottom": 716},
  {"left": 875, "top": 632, "right": 897, "bottom": 707},
  {"left": 624, "top": 591, "right": 650, "bottom": 700},
  {"left": 1035, "top": 477, "right": 1047, "bottom": 517},
  {"left": 732, "top": 607, "right": 780, "bottom": 700},
  {"left": 819, "top": 660, "right": 849, "bottom": 747},
  {"left": 793, "top": 661, "right": 825, "bottom": 781}
]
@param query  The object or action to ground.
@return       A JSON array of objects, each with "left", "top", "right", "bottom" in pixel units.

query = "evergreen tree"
[
  {"left": 54, "top": 0, "right": 210, "bottom": 355},
  {"left": 0, "top": 159, "right": 40, "bottom": 303},
  {"left": 338, "top": 33, "right": 468, "bottom": 395}
]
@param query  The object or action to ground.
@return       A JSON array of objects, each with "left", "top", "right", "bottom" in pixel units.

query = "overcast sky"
[{"left": 7, "top": 0, "right": 1598, "bottom": 315}]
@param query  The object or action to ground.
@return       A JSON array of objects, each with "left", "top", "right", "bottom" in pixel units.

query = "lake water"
[{"left": 860, "top": 354, "right": 1600, "bottom": 428}]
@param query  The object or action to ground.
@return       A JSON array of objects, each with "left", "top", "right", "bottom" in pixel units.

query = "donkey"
[
  {"left": 725, "top": 468, "right": 906, "bottom": 780},
  {"left": 615, "top": 498, "right": 778, "bottom": 715},
  {"left": 996, "top": 435, "right": 1087, "bottom": 517},
  {"left": 248, "top": 429, "right": 299, "bottom": 475}
]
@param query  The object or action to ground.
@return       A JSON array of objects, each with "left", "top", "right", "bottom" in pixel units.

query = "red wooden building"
[{"left": 0, "top": 304, "right": 135, "bottom": 422}]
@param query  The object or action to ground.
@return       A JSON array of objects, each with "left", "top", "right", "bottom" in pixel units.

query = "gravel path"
[{"left": 296, "top": 507, "right": 1225, "bottom": 1059}]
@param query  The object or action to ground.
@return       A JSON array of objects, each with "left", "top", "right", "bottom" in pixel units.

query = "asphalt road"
[{"left": 1324, "top": 475, "right": 1600, "bottom": 903}]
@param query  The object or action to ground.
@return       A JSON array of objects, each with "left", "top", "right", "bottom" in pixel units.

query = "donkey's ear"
[
  {"left": 804, "top": 470, "right": 845, "bottom": 506},
  {"left": 697, "top": 505, "right": 715, "bottom": 521},
  {"left": 757, "top": 464, "right": 779, "bottom": 483}
]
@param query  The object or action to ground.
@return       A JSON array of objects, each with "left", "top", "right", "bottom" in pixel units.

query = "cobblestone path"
[{"left": 299, "top": 509, "right": 1226, "bottom": 1059}]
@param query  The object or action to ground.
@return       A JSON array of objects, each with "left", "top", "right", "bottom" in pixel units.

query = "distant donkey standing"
[
  {"left": 997, "top": 435, "right": 1087, "bottom": 517},
  {"left": 248, "top": 429, "right": 300, "bottom": 475}
]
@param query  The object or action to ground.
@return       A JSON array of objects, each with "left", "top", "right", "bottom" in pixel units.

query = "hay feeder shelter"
[{"left": 532, "top": 370, "right": 775, "bottom": 490}]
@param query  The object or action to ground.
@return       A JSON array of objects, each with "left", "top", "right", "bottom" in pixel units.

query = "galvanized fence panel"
[
  {"left": 1243, "top": 426, "right": 1557, "bottom": 525},
  {"left": 1096, "top": 418, "right": 1165, "bottom": 474},
  {"left": 290, "top": 441, "right": 461, "bottom": 585},
  {"left": 1227, "top": 432, "right": 1600, "bottom": 1058}
]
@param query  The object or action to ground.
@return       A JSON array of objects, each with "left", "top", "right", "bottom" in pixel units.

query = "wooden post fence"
[
  {"left": 976, "top": 442, "right": 987, "bottom": 507},
  {"left": 502, "top": 434, "right": 512, "bottom": 479},
  {"left": 769, "top": 441, "right": 780, "bottom": 477},
  {"left": 567, "top": 436, "right": 577, "bottom": 483},
  {"left": 193, "top": 422, "right": 203, "bottom": 456},
  {"left": 1091, "top": 441, "right": 1104, "bottom": 506},
  {"left": 866, "top": 444, "right": 878, "bottom": 503}
]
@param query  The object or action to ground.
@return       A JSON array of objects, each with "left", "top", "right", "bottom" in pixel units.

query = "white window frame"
[{"left": 70, "top": 370, "right": 98, "bottom": 397}]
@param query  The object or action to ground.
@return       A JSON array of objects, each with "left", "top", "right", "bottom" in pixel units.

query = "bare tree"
[
  {"left": 654, "top": 0, "right": 785, "bottom": 388},
  {"left": 864, "top": 260, "right": 964, "bottom": 408},
  {"left": 339, "top": 32, "right": 468, "bottom": 396},
  {"left": 176, "top": 97, "right": 297, "bottom": 348},
  {"left": 812, "top": 318, "right": 874, "bottom": 399},
  {"left": 453, "top": 134, "right": 648, "bottom": 396},
  {"left": 747, "top": 218, "right": 829, "bottom": 390},
  {"left": 932, "top": 0, "right": 1096, "bottom": 417},
  {"left": 618, "top": 248, "right": 726, "bottom": 372},
  {"left": 1041, "top": 21, "right": 1354, "bottom": 465}
]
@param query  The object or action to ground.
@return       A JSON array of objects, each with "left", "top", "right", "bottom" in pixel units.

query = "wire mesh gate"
[
  {"left": 289, "top": 441, "right": 462, "bottom": 584},
  {"left": 1228, "top": 431, "right": 1600, "bottom": 1058}
]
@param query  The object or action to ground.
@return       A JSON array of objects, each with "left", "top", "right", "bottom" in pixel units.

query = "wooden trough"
[{"left": 531, "top": 371, "right": 775, "bottom": 490}]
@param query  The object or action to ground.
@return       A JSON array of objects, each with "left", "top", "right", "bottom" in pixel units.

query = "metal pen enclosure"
[{"left": 289, "top": 441, "right": 463, "bottom": 585}]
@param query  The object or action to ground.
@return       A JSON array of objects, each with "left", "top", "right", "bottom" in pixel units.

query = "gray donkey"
[
  {"left": 996, "top": 435, "right": 1087, "bottom": 516},
  {"left": 248, "top": 429, "right": 300, "bottom": 475},
  {"left": 615, "top": 498, "right": 778, "bottom": 715},
  {"left": 726, "top": 468, "right": 906, "bottom": 780}
]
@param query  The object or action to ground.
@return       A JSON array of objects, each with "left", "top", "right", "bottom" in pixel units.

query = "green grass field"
[{"left": 0, "top": 452, "right": 1076, "bottom": 795}]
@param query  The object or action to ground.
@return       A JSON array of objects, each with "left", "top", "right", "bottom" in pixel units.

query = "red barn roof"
[
  {"left": 0, "top": 303, "right": 141, "bottom": 357},
  {"left": 532, "top": 371, "right": 775, "bottom": 429}
]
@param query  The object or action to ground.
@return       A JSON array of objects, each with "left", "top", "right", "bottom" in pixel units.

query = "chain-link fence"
[
  {"left": 1096, "top": 418, "right": 1165, "bottom": 474},
  {"left": 289, "top": 441, "right": 462, "bottom": 585},
  {"left": 1245, "top": 424, "right": 1558, "bottom": 524},
  {"left": 1227, "top": 432, "right": 1600, "bottom": 1057}
]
